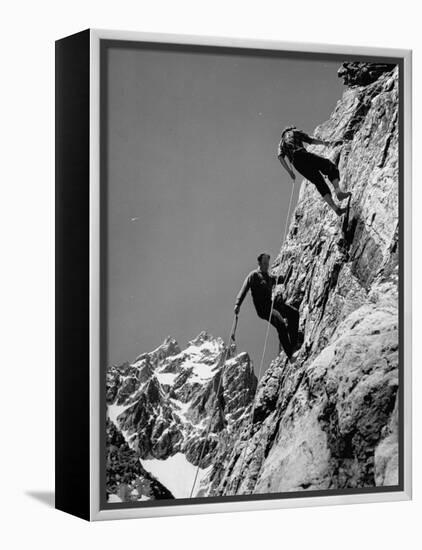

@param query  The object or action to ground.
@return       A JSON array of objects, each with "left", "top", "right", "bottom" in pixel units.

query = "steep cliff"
[{"left": 206, "top": 62, "right": 400, "bottom": 496}]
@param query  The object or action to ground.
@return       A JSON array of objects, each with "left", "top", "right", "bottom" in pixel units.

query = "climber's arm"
[
  {"left": 270, "top": 274, "right": 284, "bottom": 287},
  {"left": 234, "top": 274, "right": 251, "bottom": 315},
  {"left": 278, "top": 154, "right": 296, "bottom": 181},
  {"left": 276, "top": 274, "right": 285, "bottom": 285}
]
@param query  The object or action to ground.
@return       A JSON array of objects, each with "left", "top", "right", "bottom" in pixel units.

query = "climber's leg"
[
  {"left": 331, "top": 177, "right": 351, "bottom": 201},
  {"left": 317, "top": 156, "right": 351, "bottom": 202},
  {"left": 281, "top": 303, "right": 299, "bottom": 347},
  {"left": 268, "top": 309, "right": 294, "bottom": 359},
  {"left": 257, "top": 307, "right": 293, "bottom": 358},
  {"left": 274, "top": 298, "right": 302, "bottom": 352},
  {"left": 320, "top": 192, "right": 346, "bottom": 216},
  {"left": 292, "top": 151, "right": 344, "bottom": 216}
]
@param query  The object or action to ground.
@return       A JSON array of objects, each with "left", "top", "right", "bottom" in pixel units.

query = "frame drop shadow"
[{"left": 26, "top": 490, "right": 55, "bottom": 508}]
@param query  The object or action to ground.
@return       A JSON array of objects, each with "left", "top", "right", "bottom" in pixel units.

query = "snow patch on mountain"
[
  {"left": 106, "top": 331, "right": 257, "bottom": 500},
  {"left": 142, "top": 453, "right": 211, "bottom": 498}
]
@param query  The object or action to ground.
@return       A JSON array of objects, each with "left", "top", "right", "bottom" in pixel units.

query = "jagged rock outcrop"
[
  {"left": 338, "top": 62, "right": 396, "bottom": 87},
  {"left": 206, "top": 63, "right": 399, "bottom": 496},
  {"left": 106, "top": 331, "right": 257, "bottom": 499},
  {"left": 106, "top": 419, "right": 174, "bottom": 502}
]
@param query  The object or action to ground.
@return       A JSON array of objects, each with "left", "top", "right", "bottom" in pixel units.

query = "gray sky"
[{"left": 105, "top": 45, "right": 344, "bottom": 374}]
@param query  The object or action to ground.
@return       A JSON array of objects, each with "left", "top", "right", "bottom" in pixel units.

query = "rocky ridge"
[
  {"left": 106, "top": 419, "right": 174, "bottom": 502},
  {"left": 106, "top": 332, "right": 257, "bottom": 501}
]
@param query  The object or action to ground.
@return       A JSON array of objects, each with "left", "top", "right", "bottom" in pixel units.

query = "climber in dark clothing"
[
  {"left": 277, "top": 126, "right": 351, "bottom": 216},
  {"left": 234, "top": 253, "right": 301, "bottom": 361}
]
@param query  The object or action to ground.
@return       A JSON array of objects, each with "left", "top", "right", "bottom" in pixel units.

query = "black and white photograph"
[
  {"left": 3, "top": 0, "right": 421, "bottom": 543},
  {"left": 101, "top": 40, "right": 404, "bottom": 507}
]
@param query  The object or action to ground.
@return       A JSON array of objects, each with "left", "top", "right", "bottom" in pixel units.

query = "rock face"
[
  {"left": 106, "top": 419, "right": 174, "bottom": 502},
  {"left": 337, "top": 62, "right": 396, "bottom": 87},
  {"left": 206, "top": 64, "right": 400, "bottom": 496},
  {"left": 106, "top": 332, "right": 257, "bottom": 500}
]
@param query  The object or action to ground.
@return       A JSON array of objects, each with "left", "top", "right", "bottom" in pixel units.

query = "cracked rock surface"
[{"left": 206, "top": 65, "right": 400, "bottom": 496}]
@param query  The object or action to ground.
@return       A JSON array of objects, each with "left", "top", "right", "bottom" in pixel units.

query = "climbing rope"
[
  {"left": 233, "top": 177, "right": 296, "bottom": 494},
  {"left": 232, "top": 181, "right": 352, "bottom": 494},
  {"left": 189, "top": 177, "right": 296, "bottom": 499},
  {"left": 189, "top": 313, "right": 239, "bottom": 498}
]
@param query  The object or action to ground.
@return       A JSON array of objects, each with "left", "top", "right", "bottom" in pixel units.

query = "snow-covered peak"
[
  {"left": 132, "top": 336, "right": 181, "bottom": 369},
  {"left": 188, "top": 330, "right": 222, "bottom": 348},
  {"left": 106, "top": 330, "right": 257, "bottom": 502}
]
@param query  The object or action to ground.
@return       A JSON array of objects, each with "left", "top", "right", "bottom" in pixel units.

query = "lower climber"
[
  {"left": 234, "top": 253, "right": 303, "bottom": 361},
  {"left": 277, "top": 125, "right": 351, "bottom": 216}
]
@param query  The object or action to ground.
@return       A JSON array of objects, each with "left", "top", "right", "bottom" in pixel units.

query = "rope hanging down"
[
  {"left": 189, "top": 313, "right": 239, "bottom": 498},
  {"left": 189, "top": 177, "right": 296, "bottom": 499},
  {"left": 234, "top": 177, "right": 296, "bottom": 494}
]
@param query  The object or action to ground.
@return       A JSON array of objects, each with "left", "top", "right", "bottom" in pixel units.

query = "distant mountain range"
[{"left": 106, "top": 331, "right": 257, "bottom": 501}]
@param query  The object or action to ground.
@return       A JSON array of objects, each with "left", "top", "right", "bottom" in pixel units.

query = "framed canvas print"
[{"left": 55, "top": 29, "right": 412, "bottom": 521}]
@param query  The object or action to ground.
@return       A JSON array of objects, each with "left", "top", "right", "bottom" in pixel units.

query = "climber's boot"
[
  {"left": 293, "top": 330, "right": 304, "bottom": 353},
  {"left": 336, "top": 190, "right": 352, "bottom": 201},
  {"left": 288, "top": 353, "right": 298, "bottom": 365},
  {"left": 332, "top": 177, "right": 351, "bottom": 202},
  {"left": 336, "top": 205, "right": 348, "bottom": 217},
  {"left": 279, "top": 340, "right": 294, "bottom": 360},
  {"left": 341, "top": 195, "right": 352, "bottom": 234}
]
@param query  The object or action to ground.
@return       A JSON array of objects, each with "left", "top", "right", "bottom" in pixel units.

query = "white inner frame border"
[{"left": 89, "top": 28, "right": 412, "bottom": 521}]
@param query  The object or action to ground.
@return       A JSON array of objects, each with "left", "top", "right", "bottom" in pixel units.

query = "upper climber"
[
  {"left": 234, "top": 253, "right": 302, "bottom": 361},
  {"left": 277, "top": 126, "right": 351, "bottom": 216}
]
